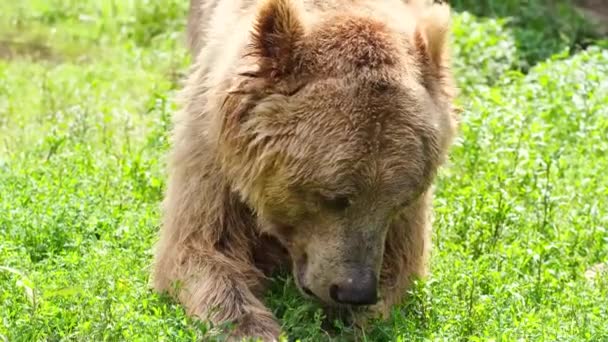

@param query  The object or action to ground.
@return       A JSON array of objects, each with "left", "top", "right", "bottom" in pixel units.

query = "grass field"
[{"left": 1, "top": 0, "right": 607, "bottom": 341}]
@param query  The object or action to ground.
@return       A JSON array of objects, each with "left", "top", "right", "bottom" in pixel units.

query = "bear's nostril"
[
  {"left": 329, "top": 284, "right": 340, "bottom": 302},
  {"left": 329, "top": 269, "right": 378, "bottom": 306}
]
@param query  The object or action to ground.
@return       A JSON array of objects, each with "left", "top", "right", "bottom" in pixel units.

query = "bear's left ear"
[
  {"left": 249, "top": 0, "right": 305, "bottom": 79},
  {"left": 412, "top": 2, "right": 451, "bottom": 77}
]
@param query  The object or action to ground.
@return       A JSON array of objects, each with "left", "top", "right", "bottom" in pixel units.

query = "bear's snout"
[{"left": 329, "top": 267, "right": 378, "bottom": 306}]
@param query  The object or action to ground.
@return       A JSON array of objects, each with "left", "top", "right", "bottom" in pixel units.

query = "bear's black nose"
[{"left": 329, "top": 268, "right": 378, "bottom": 306}]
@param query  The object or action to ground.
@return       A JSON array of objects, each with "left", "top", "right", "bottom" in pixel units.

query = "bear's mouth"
[
  {"left": 295, "top": 252, "right": 319, "bottom": 300},
  {"left": 302, "top": 286, "right": 316, "bottom": 297}
]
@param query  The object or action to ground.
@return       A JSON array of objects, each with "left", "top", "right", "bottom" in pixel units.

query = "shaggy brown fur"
[{"left": 153, "top": 0, "right": 458, "bottom": 340}]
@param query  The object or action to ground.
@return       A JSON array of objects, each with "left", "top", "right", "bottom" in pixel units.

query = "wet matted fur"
[{"left": 152, "top": 0, "right": 458, "bottom": 340}]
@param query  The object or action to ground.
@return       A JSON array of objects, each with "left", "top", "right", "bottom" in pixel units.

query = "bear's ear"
[
  {"left": 249, "top": 0, "right": 304, "bottom": 79},
  {"left": 413, "top": 2, "right": 451, "bottom": 73}
]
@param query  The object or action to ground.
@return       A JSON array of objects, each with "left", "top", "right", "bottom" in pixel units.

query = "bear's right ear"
[
  {"left": 413, "top": 2, "right": 451, "bottom": 70},
  {"left": 248, "top": 0, "right": 304, "bottom": 79}
]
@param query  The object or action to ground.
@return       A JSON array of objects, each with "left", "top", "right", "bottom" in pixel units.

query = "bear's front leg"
[
  {"left": 154, "top": 200, "right": 281, "bottom": 341},
  {"left": 172, "top": 249, "right": 281, "bottom": 341},
  {"left": 152, "top": 136, "right": 280, "bottom": 341}
]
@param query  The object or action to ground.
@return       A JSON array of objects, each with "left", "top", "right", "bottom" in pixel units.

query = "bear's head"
[{"left": 217, "top": 0, "right": 456, "bottom": 307}]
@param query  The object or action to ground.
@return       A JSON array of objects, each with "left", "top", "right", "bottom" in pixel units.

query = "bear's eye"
[{"left": 319, "top": 195, "right": 351, "bottom": 211}]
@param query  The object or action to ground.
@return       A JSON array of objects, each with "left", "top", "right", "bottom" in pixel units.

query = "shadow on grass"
[{"left": 449, "top": 0, "right": 604, "bottom": 71}]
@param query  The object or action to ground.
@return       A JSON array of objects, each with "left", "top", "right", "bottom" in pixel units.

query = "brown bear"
[{"left": 152, "top": 0, "right": 458, "bottom": 340}]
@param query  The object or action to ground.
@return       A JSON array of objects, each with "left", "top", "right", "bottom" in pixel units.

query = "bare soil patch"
[
  {"left": 0, "top": 39, "right": 58, "bottom": 61},
  {"left": 574, "top": 0, "right": 608, "bottom": 35}
]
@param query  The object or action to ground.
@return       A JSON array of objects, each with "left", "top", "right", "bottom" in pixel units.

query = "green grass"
[{"left": 1, "top": 0, "right": 607, "bottom": 341}]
